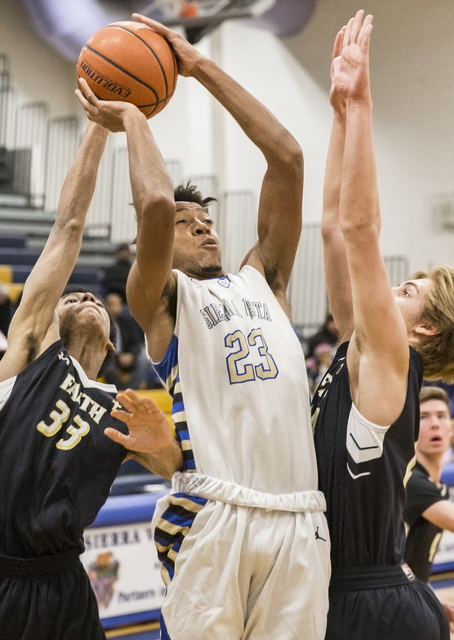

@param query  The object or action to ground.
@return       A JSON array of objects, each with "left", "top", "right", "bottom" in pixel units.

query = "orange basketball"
[{"left": 77, "top": 21, "right": 177, "bottom": 119}]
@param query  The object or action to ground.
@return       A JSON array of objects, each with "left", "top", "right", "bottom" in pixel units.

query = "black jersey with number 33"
[
  {"left": 312, "top": 341, "right": 423, "bottom": 569},
  {"left": 0, "top": 339, "right": 128, "bottom": 559}
]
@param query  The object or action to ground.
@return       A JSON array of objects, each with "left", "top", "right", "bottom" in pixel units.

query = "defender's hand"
[
  {"left": 331, "top": 10, "right": 373, "bottom": 104},
  {"left": 132, "top": 13, "right": 205, "bottom": 77},
  {"left": 329, "top": 28, "right": 347, "bottom": 116},
  {"left": 106, "top": 388, "right": 174, "bottom": 453},
  {"left": 76, "top": 78, "right": 140, "bottom": 132}
]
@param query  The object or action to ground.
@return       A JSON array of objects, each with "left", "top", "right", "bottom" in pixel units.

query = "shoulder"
[
  {"left": 405, "top": 464, "right": 446, "bottom": 523},
  {"left": 407, "top": 465, "right": 432, "bottom": 491}
]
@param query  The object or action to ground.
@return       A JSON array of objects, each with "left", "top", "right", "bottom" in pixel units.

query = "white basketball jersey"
[{"left": 154, "top": 266, "right": 318, "bottom": 495}]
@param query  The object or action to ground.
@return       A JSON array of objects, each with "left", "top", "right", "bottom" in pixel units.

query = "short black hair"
[
  {"left": 174, "top": 182, "right": 216, "bottom": 209},
  {"left": 61, "top": 284, "right": 94, "bottom": 298}
]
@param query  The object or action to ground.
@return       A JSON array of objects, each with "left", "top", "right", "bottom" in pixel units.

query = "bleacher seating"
[
  {"left": 68, "top": 268, "right": 102, "bottom": 285},
  {"left": 0, "top": 234, "right": 26, "bottom": 248},
  {"left": 11, "top": 265, "right": 31, "bottom": 283},
  {"left": 0, "top": 263, "right": 22, "bottom": 302},
  {"left": 0, "top": 248, "right": 39, "bottom": 265},
  {"left": 0, "top": 235, "right": 103, "bottom": 302}
]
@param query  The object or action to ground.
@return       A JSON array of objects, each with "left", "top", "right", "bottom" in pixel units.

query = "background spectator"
[
  {"left": 306, "top": 313, "right": 339, "bottom": 359},
  {"left": 101, "top": 243, "right": 133, "bottom": 302},
  {"left": 404, "top": 386, "right": 454, "bottom": 629},
  {"left": 305, "top": 314, "right": 339, "bottom": 395},
  {"left": 103, "top": 292, "right": 151, "bottom": 390}
]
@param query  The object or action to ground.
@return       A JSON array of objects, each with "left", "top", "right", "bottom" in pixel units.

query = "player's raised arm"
[
  {"left": 321, "top": 27, "right": 354, "bottom": 342},
  {"left": 0, "top": 122, "right": 108, "bottom": 381},
  {"left": 76, "top": 79, "right": 176, "bottom": 338},
  {"left": 335, "top": 11, "right": 409, "bottom": 425},
  {"left": 133, "top": 14, "right": 303, "bottom": 313}
]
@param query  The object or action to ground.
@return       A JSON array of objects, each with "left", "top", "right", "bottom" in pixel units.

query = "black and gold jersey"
[
  {"left": 0, "top": 340, "right": 128, "bottom": 558},
  {"left": 404, "top": 461, "right": 449, "bottom": 581},
  {"left": 312, "top": 341, "right": 423, "bottom": 569}
]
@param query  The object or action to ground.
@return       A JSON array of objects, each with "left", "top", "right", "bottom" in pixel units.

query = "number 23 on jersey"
[{"left": 225, "top": 327, "right": 278, "bottom": 384}]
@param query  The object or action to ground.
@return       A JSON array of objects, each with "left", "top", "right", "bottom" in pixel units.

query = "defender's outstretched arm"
[
  {"left": 334, "top": 11, "right": 409, "bottom": 426},
  {"left": 0, "top": 122, "right": 108, "bottom": 382},
  {"left": 321, "top": 28, "right": 354, "bottom": 342},
  {"left": 76, "top": 79, "right": 176, "bottom": 352}
]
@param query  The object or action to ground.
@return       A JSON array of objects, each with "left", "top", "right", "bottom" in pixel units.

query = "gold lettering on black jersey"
[
  {"left": 59, "top": 373, "right": 107, "bottom": 424},
  {"left": 311, "top": 407, "right": 320, "bottom": 433},
  {"left": 37, "top": 399, "right": 70, "bottom": 436},
  {"left": 56, "top": 414, "right": 90, "bottom": 450},
  {"left": 37, "top": 373, "right": 111, "bottom": 449},
  {"left": 89, "top": 402, "right": 107, "bottom": 424}
]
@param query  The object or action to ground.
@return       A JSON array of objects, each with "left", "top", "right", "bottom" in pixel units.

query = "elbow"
[
  {"left": 267, "top": 133, "right": 304, "bottom": 176},
  {"left": 136, "top": 191, "right": 175, "bottom": 221},
  {"left": 321, "top": 218, "right": 341, "bottom": 243},
  {"left": 54, "top": 215, "right": 85, "bottom": 237},
  {"left": 339, "top": 218, "right": 379, "bottom": 243}
]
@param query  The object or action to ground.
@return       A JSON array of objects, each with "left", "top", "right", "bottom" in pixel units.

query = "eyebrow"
[{"left": 402, "top": 281, "right": 420, "bottom": 295}]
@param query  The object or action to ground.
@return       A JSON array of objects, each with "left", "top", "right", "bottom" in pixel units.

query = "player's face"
[
  {"left": 418, "top": 399, "right": 453, "bottom": 456},
  {"left": 57, "top": 292, "right": 111, "bottom": 341},
  {"left": 392, "top": 278, "right": 432, "bottom": 331},
  {"left": 172, "top": 202, "right": 223, "bottom": 279}
]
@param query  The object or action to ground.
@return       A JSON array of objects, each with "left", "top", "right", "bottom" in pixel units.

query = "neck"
[
  {"left": 174, "top": 259, "right": 224, "bottom": 281},
  {"left": 194, "top": 269, "right": 226, "bottom": 281},
  {"left": 416, "top": 451, "right": 444, "bottom": 484},
  {"left": 65, "top": 338, "right": 107, "bottom": 380}
]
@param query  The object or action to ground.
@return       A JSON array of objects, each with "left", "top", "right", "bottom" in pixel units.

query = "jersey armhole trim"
[{"left": 350, "top": 401, "right": 391, "bottom": 433}]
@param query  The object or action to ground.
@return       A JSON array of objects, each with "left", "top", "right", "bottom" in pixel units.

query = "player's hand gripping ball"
[{"left": 77, "top": 21, "right": 177, "bottom": 119}]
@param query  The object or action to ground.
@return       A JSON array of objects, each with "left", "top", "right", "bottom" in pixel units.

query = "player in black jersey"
[
  {"left": 0, "top": 121, "right": 183, "bottom": 640},
  {"left": 311, "top": 11, "right": 454, "bottom": 640},
  {"left": 404, "top": 386, "right": 454, "bottom": 628}
]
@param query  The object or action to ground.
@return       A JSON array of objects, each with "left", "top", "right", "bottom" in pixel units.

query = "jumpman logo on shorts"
[{"left": 315, "top": 527, "right": 326, "bottom": 542}]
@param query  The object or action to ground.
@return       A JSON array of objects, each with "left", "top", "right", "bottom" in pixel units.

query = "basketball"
[{"left": 77, "top": 21, "right": 178, "bottom": 119}]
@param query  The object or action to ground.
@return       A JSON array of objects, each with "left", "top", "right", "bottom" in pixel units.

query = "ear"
[
  {"left": 414, "top": 322, "right": 441, "bottom": 338},
  {"left": 106, "top": 340, "right": 115, "bottom": 353}
]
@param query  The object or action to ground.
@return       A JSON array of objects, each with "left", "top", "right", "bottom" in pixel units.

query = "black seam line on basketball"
[
  {"left": 137, "top": 89, "right": 175, "bottom": 108},
  {"left": 84, "top": 44, "right": 159, "bottom": 104},
  {"left": 172, "top": 45, "right": 177, "bottom": 92},
  {"left": 104, "top": 25, "right": 169, "bottom": 96},
  {"left": 141, "top": 87, "right": 176, "bottom": 116},
  {"left": 349, "top": 433, "right": 379, "bottom": 450}
]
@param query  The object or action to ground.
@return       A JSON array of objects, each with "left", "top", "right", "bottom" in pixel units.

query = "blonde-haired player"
[{"left": 312, "top": 10, "right": 454, "bottom": 640}]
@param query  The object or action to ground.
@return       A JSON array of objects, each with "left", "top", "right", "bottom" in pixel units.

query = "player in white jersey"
[{"left": 76, "top": 14, "right": 330, "bottom": 640}]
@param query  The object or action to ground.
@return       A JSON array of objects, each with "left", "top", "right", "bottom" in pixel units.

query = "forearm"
[
  {"left": 55, "top": 122, "right": 108, "bottom": 229},
  {"left": 26, "top": 123, "right": 108, "bottom": 290},
  {"left": 322, "top": 111, "right": 346, "bottom": 235},
  {"left": 322, "top": 110, "right": 354, "bottom": 339},
  {"left": 193, "top": 58, "right": 301, "bottom": 164},
  {"left": 122, "top": 110, "right": 175, "bottom": 312},
  {"left": 340, "top": 99, "right": 379, "bottom": 241},
  {"left": 130, "top": 439, "right": 183, "bottom": 480},
  {"left": 122, "top": 109, "right": 174, "bottom": 217},
  {"left": 9, "top": 123, "right": 108, "bottom": 342}
]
